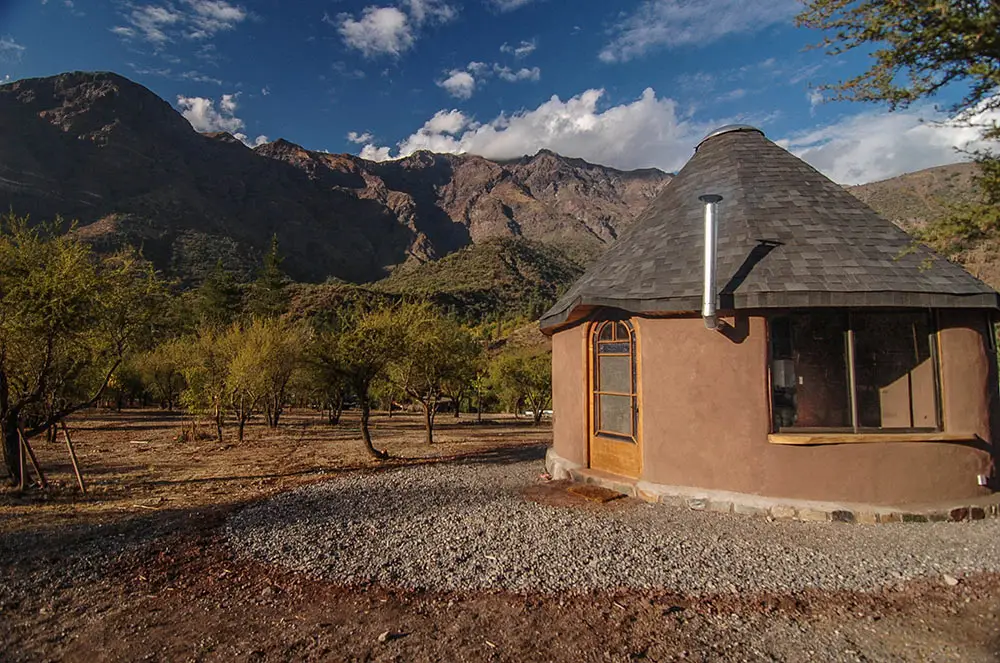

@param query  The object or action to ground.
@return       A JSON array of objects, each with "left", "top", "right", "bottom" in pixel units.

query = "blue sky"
[{"left": 0, "top": 0, "right": 991, "bottom": 183}]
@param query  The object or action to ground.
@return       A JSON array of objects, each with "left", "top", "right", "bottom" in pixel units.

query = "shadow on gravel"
[{"left": 0, "top": 443, "right": 550, "bottom": 571}]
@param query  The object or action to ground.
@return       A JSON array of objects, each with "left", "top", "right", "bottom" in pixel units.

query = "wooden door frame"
[{"left": 587, "top": 318, "right": 643, "bottom": 478}]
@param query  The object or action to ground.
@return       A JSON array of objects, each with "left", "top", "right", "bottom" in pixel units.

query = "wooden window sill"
[{"left": 768, "top": 432, "right": 979, "bottom": 446}]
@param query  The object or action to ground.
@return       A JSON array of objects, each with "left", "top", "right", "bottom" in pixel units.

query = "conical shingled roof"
[{"left": 540, "top": 126, "right": 1000, "bottom": 332}]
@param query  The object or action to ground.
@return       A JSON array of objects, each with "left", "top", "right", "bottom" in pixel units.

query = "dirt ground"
[{"left": 2, "top": 408, "right": 999, "bottom": 662}]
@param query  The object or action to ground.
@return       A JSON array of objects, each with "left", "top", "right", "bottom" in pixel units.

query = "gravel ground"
[{"left": 226, "top": 450, "right": 1000, "bottom": 594}]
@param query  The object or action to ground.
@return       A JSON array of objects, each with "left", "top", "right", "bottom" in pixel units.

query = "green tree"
[
  {"left": 137, "top": 339, "right": 187, "bottom": 410},
  {"left": 0, "top": 215, "right": 163, "bottom": 483},
  {"left": 302, "top": 334, "right": 351, "bottom": 425},
  {"left": 390, "top": 307, "right": 481, "bottom": 444},
  {"left": 193, "top": 259, "right": 242, "bottom": 328},
  {"left": 179, "top": 326, "right": 231, "bottom": 442},
  {"left": 247, "top": 235, "right": 288, "bottom": 319},
  {"left": 333, "top": 302, "right": 417, "bottom": 459},
  {"left": 489, "top": 346, "right": 552, "bottom": 425},
  {"left": 797, "top": 1, "right": 1000, "bottom": 208}
]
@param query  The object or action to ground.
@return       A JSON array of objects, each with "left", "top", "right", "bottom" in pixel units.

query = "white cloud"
[
  {"left": 600, "top": 0, "right": 799, "bottom": 63},
  {"left": 495, "top": 65, "right": 540, "bottom": 82},
  {"left": 466, "top": 61, "right": 490, "bottom": 76},
  {"left": 487, "top": 0, "right": 535, "bottom": 11},
  {"left": 0, "top": 36, "right": 25, "bottom": 62},
  {"left": 113, "top": 0, "right": 248, "bottom": 45},
  {"left": 176, "top": 92, "right": 267, "bottom": 147},
  {"left": 261, "top": 85, "right": 270, "bottom": 96},
  {"left": 235, "top": 132, "right": 269, "bottom": 147},
  {"left": 335, "top": 0, "right": 456, "bottom": 57},
  {"left": 355, "top": 85, "right": 991, "bottom": 185},
  {"left": 360, "top": 144, "right": 393, "bottom": 160},
  {"left": 184, "top": 0, "right": 249, "bottom": 39},
  {"left": 402, "top": 0, "right": 457, "bottom": 24},
  {"left": 783, "top": 104, "right": 1000, "bottom": 185},
  {"left": 347, "top": 130, "right": 374, "bottom": 144},
  {"left": 358, "top": 88, "right": 706, "bottom": 170},
  {"left": 337, "top": 7, "right": 414, "bottom": 57},
  {"left": 499, "top": 39, "right": 536, "bottom": 58},
  {"left": 438, "top": 70, "right": 476, "bottom": 99},
  {"left": 807, "top": 89, "right": 823, "bottom": 115}
]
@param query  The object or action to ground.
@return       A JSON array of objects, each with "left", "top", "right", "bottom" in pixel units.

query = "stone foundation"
[{"left": 545, "top": 448, "right": 1000, "bottom": 524}]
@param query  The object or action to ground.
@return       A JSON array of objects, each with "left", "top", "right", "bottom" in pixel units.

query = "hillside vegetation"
[
  {"left": 848, "top": 162, "right": 1000, "bottom": 288},
  {"left": 374, "top": 237, "right": 584, "bottom": 321}
]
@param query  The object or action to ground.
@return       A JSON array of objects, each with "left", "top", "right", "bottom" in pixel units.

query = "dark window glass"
[
  {"left": 770, "top": 311, "right": 939, "bottom": 432},
  {"left": 770, "top": 312, "right": 851, "bottom": 429},
  {"left": 853, "top": 312, "right": 935, "bottom": 429}
]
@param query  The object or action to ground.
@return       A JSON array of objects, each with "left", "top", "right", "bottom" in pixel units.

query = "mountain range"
[
  {"left": 0, "top": 71, "right": 670, "bottom": 285},
  {"left": 2, "top": 70, "right": 992, "bottom": 312}
]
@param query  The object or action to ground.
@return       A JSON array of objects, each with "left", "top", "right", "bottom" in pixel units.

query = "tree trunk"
[
  {"left": 422, "top": 400, "right": 435, "bottom": 445},
  {"left": 327, "top": 397, "right": 343, "bottom": 425},
  {"left": 360, "top": 398, "right": 388, "bottom": 460},
  {"left": 3, "top": 412, "right": 21, "bottom": 486},
  {"left": 271, "top": 396, "right": 282, "bottom": 428},
  {"left": 476, "top": 387, "right": 483, "bottom": 424},
  {"left": 214, "top": 403, "right": 224, "bottom": 442},
  {"left": 238, "top": 417, "right": 246, "bottom": 442},
  {"left": 533, "top": 407, "right": 543, "bottom": 425}
]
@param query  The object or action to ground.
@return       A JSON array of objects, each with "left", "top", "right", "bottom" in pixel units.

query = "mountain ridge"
[{"left": 0, "top": 71, "right": 671, "bottom": 284}]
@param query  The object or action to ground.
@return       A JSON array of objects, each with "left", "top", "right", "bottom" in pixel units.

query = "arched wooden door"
[{"left": 588, "top": 320, "right": 642, "bottom": 478}]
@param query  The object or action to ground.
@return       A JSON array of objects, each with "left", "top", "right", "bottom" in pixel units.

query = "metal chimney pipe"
[{"left": 699, "top": 194, "right": 723, "bottom": 330}]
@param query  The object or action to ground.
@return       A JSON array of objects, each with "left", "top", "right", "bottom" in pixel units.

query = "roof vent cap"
[{"left": 696, "top": 124, "right": 765, "bottom": 150}]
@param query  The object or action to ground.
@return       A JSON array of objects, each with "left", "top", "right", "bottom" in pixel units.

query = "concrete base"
[{"left": 545, "top": 447, "right": 1000, "bottom": 524}]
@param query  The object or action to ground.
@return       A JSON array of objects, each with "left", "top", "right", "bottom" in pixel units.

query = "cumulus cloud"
[
  {"left": 0, "top": 36, "right": 25, "bottom": 62},
  {"left": 335, "top": 0, "right": 456, "bottom": 57},
  {"left": 438, "top": 70, "right": 476, "bottom": 99},
  {"left": 112, "top": 0, "right": 248, "bottom": 45},
  {"left": 355, "top": 85, "right": 992, "bottom": 184},
  {"left": 357, "top": 88, "right": 707, "bottom": 170},
  {"left": 337, "top": 7, "right": 414, "bottom": 57},
  {"left": 360, "top": 144, "right": 393, "bottom": 160},
  {"left": 499, "top": 39, "right": 536, "bottom": 58},
  {"left": 176, "top": 92, "right": 267, "bottom": 147},
  {"left": 600, "top": 0, "right": 799, "bottom": 63},
  {"left": 466, "top": 61, "right": 490, "bottom": 76},
  {"left": 435, "top": 60, "right": 540, "bottom": 99},
  {"left": 347, "top": 130, "right": 374, "bottom": 144},
  {"left": 495, "top": 65, "right": 540, "bottom": 82},
  {"left": 782, "top": 104, "right": 1000, "bottom": 185}
]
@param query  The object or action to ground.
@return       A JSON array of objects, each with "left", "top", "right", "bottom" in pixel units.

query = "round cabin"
[{"left": 540, "top": 125, "right": 999, "bottom": 508}]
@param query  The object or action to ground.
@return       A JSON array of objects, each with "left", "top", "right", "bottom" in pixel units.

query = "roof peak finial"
[{"left": 696, "top": 125, "right": 764, "bottom": 150}]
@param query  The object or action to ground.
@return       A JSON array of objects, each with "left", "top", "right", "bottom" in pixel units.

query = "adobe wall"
[
  {"left": 551, "top": 311, "right": 997, "bottom": 506},
  {"left": 551, "top": 322, "right": 588, "bottom": 467}
]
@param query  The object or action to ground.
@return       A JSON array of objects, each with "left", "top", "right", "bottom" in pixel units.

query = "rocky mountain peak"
[{"left": 0, "top": 70, "right": 674, "bottom": 286}]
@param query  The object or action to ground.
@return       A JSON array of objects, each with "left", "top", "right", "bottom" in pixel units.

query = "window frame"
[
  {"left": 767, "top": 309, "right": 943, "bottom": 434},
  {"left": 591, "top": 320, "right": 639, "bottom": 443}
]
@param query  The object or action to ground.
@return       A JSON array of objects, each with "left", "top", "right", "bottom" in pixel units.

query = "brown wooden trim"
[{"left": 768, "top": 432, "right": 979, "bottom": 446}]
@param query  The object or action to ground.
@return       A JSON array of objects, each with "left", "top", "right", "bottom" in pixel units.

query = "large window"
[
  {"left": 592, "top": 320, "right": 638, "bottom": 442},
  {"left": 770, "top": 311, "right": 941, "bottom": 433}
]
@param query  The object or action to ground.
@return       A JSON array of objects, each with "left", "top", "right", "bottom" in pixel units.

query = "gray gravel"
[{"left": 225, "top": 452, "right": 1000, "bottom": 594}]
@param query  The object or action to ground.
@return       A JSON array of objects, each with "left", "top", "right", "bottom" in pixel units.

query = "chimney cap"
[{"left": 696, "top": 124, "right": 764, "bottom": 150}]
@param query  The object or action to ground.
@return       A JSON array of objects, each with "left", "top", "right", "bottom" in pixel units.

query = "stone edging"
[{"left": 545, "top": 448, "right": 1000, "bottom": 524}]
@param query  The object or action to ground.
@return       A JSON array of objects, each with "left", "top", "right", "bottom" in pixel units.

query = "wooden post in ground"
[
  {"left": 60, "top": 422, "right": 86, "bottom": 494},
  {"left": 18, "top": 427, "right": 47, "bottom": 489},
  {"left": 16, "top": 429, "right": 26, "bottom": 493}
]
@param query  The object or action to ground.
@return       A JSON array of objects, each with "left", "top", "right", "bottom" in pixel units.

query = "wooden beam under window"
[{"left": 768, "top": 432, "right": 979, "bottom": 446}]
